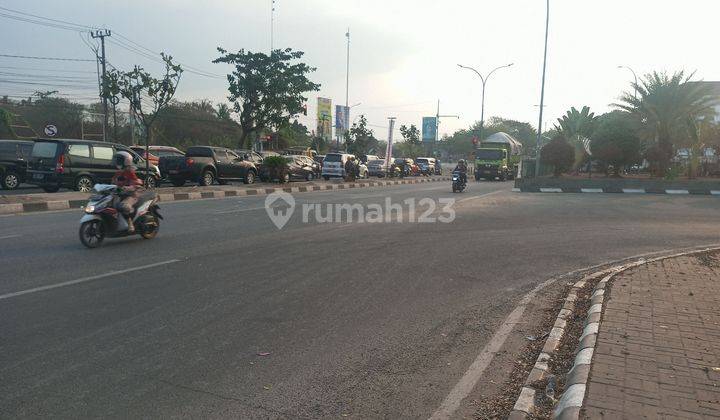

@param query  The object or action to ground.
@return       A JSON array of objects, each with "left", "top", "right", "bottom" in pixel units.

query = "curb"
[
  {"left": 509, "top": 246, "right": 720, "bottom": 419},
  {"left": 0, "top": 177, "right": 451, "bottom": 215},
  {"left": 512, "top": 187, "right": 720, "bottom": 195}
]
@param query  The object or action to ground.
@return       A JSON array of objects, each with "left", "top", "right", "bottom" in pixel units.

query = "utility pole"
[
  {"left": 386, "top": 117, "right": 396, "bottom": 172},
  {"left": 270, "top": 0, "right": 276, "bottom": 54},
  {"left": 91, "top": 28, "right": 111, "bottom": 141},
  {"left": 345, "top": 29, "right": 350, "bottom": 110},
  {"left": 535, "top": 0, "right": 550, "bottom": 177}
]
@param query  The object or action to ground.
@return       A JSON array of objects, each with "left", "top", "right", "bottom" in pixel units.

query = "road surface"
[{"left": 1, "top": 181, "right": 719, "bottom": 418}]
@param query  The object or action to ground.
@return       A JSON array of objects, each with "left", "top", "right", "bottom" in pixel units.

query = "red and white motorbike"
[{"left": 79, "top": 184, "right": 162, "bottom": 248}]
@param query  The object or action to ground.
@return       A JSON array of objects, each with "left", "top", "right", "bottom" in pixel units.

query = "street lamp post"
[
  {"left": 618, "top": 65, "right": 639, "bottom": 99},
  {"left": 535, "top": 0, "right": 550, "bottom": 177},
  {"left": 457, "top": 63, "right": 514, "bottom": 141}
]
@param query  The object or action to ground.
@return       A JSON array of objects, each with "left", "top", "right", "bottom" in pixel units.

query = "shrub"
[
  {"left": 262, "top": 155, "right": 289, "bottom": 182},
  {"left": 590, "top": 111, "right": 640, "bottom": 176},
  {"left": 540, "top": 135, "right": 575, "bottom": 176}
]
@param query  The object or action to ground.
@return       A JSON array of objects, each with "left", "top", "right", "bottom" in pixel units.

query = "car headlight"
[{"left": 84, "top": 205, "right": 95, "bottom": 213}]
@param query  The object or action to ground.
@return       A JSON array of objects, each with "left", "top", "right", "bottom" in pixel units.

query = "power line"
[
  {"left": 0, "top": 6, "right": 91, "bottom": 30},
  {"left": 0, "top": 53, "right": 95, "bottom": 62},
  {"left": 0, "top": 65, "right": 96, "bottom": 74}
]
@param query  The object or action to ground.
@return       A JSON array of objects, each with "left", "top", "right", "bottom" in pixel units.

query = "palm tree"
[
  {"left": 555, "top": 106, "right": 598, "bottom": 170},
  {"left": 614, "top": 71, "right": 717, "bottom": 176}
]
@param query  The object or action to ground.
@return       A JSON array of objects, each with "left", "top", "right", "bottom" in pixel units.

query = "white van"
[{"left": 321, "top": 153, "right": 350, "bottom": 179}]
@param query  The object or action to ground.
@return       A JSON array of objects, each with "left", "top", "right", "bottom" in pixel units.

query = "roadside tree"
[
  {"left": 614, "top": 71, "right": 717, "bottom": 176},
  {"left": 104, "top": 54, "right": 183, "bottom": 174},
  {"left": 213, "top": 48, "right": 320, "bottom": 148},
  {"left": 590, "top": 111, "right": 641, "bottom": 176},
  {"left": 540, "top": 135, "right": 574, "bottom": 177}
]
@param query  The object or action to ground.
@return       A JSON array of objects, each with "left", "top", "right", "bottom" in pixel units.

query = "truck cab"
[{"left": 474, "top": 147, "right": 510, "bottom": 181}]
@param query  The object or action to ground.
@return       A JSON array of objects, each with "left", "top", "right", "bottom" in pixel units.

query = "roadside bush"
[
  {"left": 540, "top": 135, "right": 574, "bottom": 176},
  {"left": 262, "top": 155, "right": 289, "bottom": 182},
  {"left": 590, "top": 111, "right": 640, "bottom": 177}
]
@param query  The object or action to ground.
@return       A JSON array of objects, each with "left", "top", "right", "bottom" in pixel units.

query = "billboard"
[
  {"left": 317, "top": 97, "right": 332, "bottom": 141},
  {"left": 335, "top": 105, "right": 350, "bottom": 139},
  {"left": 422, "top": 117, "right": 437, "bottom": 142}
]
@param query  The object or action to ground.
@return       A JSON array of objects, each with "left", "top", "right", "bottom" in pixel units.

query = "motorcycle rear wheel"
[
  {"left": 140, "top": 217, "right": 160, "bottom": 240},
  {"left": 79, "top": 220, "right": 105, "bottom": 248}
]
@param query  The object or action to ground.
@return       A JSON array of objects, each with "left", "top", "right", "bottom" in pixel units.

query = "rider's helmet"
[
  {"left": 113, "top": 151, "right": 133, "bottom": 170},
  {"left": 458, "top": 159, "right": 466, "bottom": 165}
]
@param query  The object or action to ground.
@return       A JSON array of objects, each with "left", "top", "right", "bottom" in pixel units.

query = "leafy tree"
[
  {"left": 104, "top": 53, "right": 183, "bottom": 171},
  {"left": 153, "top": 100, "right": 242, "bottom": 149},
  {"left": 394, "top": 142, "right": 424, "bottom": 158},
  {"left": 215, "top": 103, "right": 232, "bottom": 121},
  {"left": 17, "top": 96, "right": 85, "bottom": 139},
  {"left": 540, "top": 135, "right": 574, "bottom": 177},
  {"left": 0, "top": 107, "right": 15, "bottom": 138},
  {"left": 276, "top": 120, "right": 311, "bottom": 150},
  {"left": 590, "top": 111, "right": 641, "bottom": 176},
  {"left": 344, "top": 115, "right": 379, "bottom": 155},
  {"left": 555, "top": 106, "right": 598, "bottom": 170},
  {"left": 213, "top": 47, "right": 320, "bottom": 148},
  {"left": 399, "top": 124, "right": 421, "bottom": 145},
  {"left": 614, "top": 71, "right": 717, "bottom": 176}
]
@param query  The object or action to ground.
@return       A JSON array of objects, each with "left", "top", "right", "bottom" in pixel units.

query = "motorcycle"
[
  {"left": 452, "top": 171, "right": 466, "bottom": 193},
  {"left": 79, "top": 184, "right": 162, "bottom": 248}
]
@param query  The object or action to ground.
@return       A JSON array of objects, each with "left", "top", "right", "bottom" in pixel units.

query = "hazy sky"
[{"left": 3, "top": 0, "right": 720, "bottom": 139}]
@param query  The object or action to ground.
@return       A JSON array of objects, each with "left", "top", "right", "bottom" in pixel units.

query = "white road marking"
[
  {"left": 666, "top": 189, "right": 689, "bottom": 195},
  {"left": 0, "top": 234, "right": 20, "bottom": 240},
  {"left": 539, "top": 187, "right": 563, "bottom": 193},
  {"left": 429, "top": 243, "right": 720, "bottom": 420},
  {"left": 580, "top": 188, "right": 603, "bottom": 193},
  {"left": 622, "top": 188, "right": 645, "bottom": 194},
  {"left": 0, "top": 259, "right": 181, "bottom": 301},
  {"left": 457, "top": 190, "right": 505, "bottom": 203},
  {"left": 215, "top": 206, "right": 266, "bottom": 214}
]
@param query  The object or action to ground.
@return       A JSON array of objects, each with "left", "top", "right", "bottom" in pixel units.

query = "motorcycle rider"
[
  {"left": 454, "top": 159, "right": 468, "bottom": 185},
  {"left": 111, "top": 151, "right": 143, "bottom": 233},
  {"left": 344, "top": 156, "right": 357, "bottom": 182}
]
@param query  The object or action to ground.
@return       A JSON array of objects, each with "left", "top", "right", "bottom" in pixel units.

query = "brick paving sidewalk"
[{"left": 582, "top": 253, "right": 720, "bottom": 419}]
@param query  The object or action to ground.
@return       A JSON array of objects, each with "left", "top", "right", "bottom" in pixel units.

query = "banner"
[
  {"left": 317, "top": 97, "right": 332, "bottom": 141},
  {"left": 335, "top": 105, "right": 350, "bottom": 140},
  {"left": 422, "top": 117, "right": 437, "bottom": 143}
]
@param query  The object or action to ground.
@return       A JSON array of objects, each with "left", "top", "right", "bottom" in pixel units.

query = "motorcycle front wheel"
[{"left": 79, "top": 220, "right": 105, "bottom": 248}]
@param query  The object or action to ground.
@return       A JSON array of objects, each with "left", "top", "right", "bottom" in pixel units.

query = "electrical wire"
[{"left": 0, "top": 53, "right": 95, "bottom": 62}]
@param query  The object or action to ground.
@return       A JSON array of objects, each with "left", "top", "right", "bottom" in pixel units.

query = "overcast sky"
[{"left": 2, "top": 0, "right": 720, "bottom": 140}]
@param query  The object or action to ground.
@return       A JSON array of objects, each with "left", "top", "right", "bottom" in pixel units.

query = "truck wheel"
[
  {"left": 199, "top": 170, "right": 214, "bottom": 186},
  {"left": 171, "top": 178, "right": 185, "bottom": 187}
]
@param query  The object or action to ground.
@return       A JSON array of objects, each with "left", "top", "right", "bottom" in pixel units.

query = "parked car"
[
  {"left": 415, "top": 157, "right": 435, "bottom": 176},
  {"left": 367, "top": 159, "right": 388, "bottom": 177},
  {"left": 321, "top": 153, "right": 350, "bottom": 180},
  {"left": 162, "top": 146, "right": 258, "bottom": 186},
  {"left": 260, "top": 155, "right": 316, "bottom": 182},
  {"left": 294, "top": 155, "right": 321, "bottom": 178},
  {"left": 0, "top": 139, "right": 33, "bottom": 190},
  {"left": 359, "top": 154, "right": 379, "bottom": 164},
  {"left": 26, "top": 139, "right": 160, "bottom": 193},
  {"left": 130, "top": 145, "right": 160, "bottom": 167}
]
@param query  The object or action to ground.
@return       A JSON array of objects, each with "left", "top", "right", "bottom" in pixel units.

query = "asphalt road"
[{"left": 1, "top": 181, "right": 719, "bottom": 418}]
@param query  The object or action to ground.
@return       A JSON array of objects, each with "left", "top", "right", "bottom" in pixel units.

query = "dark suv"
[
  {"left": 26, "top": 139, "right": 159, "bottom": 193},
  {"left": 0, "top": 139, "right": 33, "bottom": 190}
]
